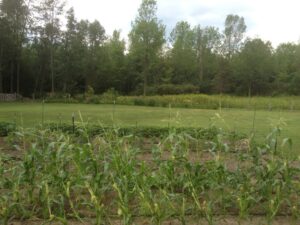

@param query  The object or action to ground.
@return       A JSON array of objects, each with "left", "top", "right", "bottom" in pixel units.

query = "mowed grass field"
[{"left": 0, "top": 102, "right": 299, "bottom": 153}]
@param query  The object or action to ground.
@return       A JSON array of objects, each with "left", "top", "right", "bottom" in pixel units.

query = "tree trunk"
[
  {"left": 143, "top": 51, "right": 149, "bottom": 96},
  {"left": 0, "top": 67, "right": 2, "bottom": 93},
  {"left": 40, "top": 65, "right": 45, "bottom": 97},
  {"left": 0, "top": 45, "right": 3, "bottom": 93},
  {"left": 248, "top": 83, "right": 252, "bottom": 98},
  {"left": 143, "top": 70, "right": 147, "bottom": 96},
  {"left": 16, "top": 61, "right": 20, "bottom": 94},
  {"left": 10, "top": 61, "right": 14, "bottom": 93},
  {"left": 198, "top": 50, "right": 204, "bottom": 83},
  {"left": 63, "top": 82, "right": 67, "bottom": 93},
  {"left": 34, "top": 66, "right": 41, "bottom": 98},
  {"left": 50, "top": 46, "right": 55, "bottom": 94}
]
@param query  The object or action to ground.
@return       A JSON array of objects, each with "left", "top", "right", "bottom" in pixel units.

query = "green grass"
[
  {"left": 0, "top": 102, "right": 299, "bottom": 153},
  {"left": 116, "top": 94, "right": 300, "bottom": 110},
  {"left": 47, "top": 93, "right": 300, "bottom": 110}
]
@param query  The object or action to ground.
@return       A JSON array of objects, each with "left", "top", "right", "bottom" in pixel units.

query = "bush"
[
  {"left": 44, "top": 92, "right": 78, "bottom": 103},
  {"left": 87, "top": 95, "right": 101, "bottom": 104},
  {"left": 85, "top": 86, "right": 95, "bottom": 98},
  {"left": 101, "top": 88, "right": 119, "bottom": 102},
  {"left": 0, "top": 122, "right": 16, "bottom": 136},
  {"left": 38, "top": 93, "right": 300, "bottom": 111},
  {"left": 147, "top": 84, "right": 199, "bottom": 95},
  {"left": 147, "top": 99, "right": 156, "bottom": 107},
  {"left": 133, "top": 98, "right": 145, "bottom": 106}
]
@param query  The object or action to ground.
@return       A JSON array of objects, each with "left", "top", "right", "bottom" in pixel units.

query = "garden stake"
[{"left": 72, "top": 112, "right": 75, "bottom": 133}]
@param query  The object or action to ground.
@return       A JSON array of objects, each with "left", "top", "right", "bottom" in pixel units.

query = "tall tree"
[
  {"left": 275, "top": 43, "right": 298, "bottom": 75},
  {"left": 129, "top": 0, "right": 165, "bottom": 96},
  {"left": 60, "top": 7, "right": 78, "bottom": 93},
  {"left": 169, "top": 21, "right": 196, "bottom": 84},
  {"left": 287, "top": 44, "right": 300, "bottom": 94},
  {"left": 34, "top": 0, "right": 65, "bottom": 94},
  {"left": 0, "top": 0, "right": 29, "bottom": 93},
  {"left": 223, "top": 14, "right": 246, "bottom": 58},
  {"left": 104, "top": 30, "right": 126, "bottom": 91},
  {"left": 86, "top": 20, "right": 105, "bottom": 91},
  {"left": 194, "top": 25, "right": 221, "bottom": 84},
  {"left": 273, "top": 43, "right": 298, "bottom": 93},
  {"left": 0, "top": 16, "right": 10, "bottom": 93},
  {"left": 233, "top": 38, "right": 274, "bottom": 96}
]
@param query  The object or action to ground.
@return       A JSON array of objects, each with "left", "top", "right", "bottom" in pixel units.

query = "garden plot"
[{"left": 1, "top": 126, "right": 299, "bottom": 225}]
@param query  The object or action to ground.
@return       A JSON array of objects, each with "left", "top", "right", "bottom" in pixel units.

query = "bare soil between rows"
[{"left": 9, "top": 216, "right": 299, "bottom": 225}]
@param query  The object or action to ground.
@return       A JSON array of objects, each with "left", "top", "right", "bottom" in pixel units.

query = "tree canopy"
[{"left": 0, "top": 0, "right": 300, "bottom": 97}]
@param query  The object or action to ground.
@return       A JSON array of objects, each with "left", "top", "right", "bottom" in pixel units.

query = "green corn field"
[{"left": 0, "top": 121, "right": 299, "bottom": 225}]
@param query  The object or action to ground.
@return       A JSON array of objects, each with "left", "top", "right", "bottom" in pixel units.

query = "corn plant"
[
  {"left": 136, "top": 176, "right": 169, "bottom": 225},
  {"left": 188, "top": 181, "right": 214, "bottom": 225},
  {"left": 85, "top": 181, "right": 105, "bottom": 225},
  {"left": 113, "top": 181, "right": 133, "bottom": 225}
]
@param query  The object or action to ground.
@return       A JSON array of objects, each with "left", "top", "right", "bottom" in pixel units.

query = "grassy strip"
[
  {"left": 0, "top": 103, "right": 298, "bottom": 152},
  {"left": 44, "top": 94, "right": 300, "bottom": 110},
  {"left": 116, "top": 94, "right": 300, "bottom": 110}
]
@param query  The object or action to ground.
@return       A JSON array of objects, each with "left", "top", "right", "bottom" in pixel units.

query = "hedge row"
[{"left": 43, "top": 94, "right": 300, "bottom": 111}]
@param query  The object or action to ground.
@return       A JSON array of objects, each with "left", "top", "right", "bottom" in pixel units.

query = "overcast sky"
[{"left": 67, "top": 0, "right": 300, "bottom": 47}]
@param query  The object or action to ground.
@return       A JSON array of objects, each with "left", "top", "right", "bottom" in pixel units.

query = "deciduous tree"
[{"left": 129, "top": 0, "right": 165, "bottom": 96}]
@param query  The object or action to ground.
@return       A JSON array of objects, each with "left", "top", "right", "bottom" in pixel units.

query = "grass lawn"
[{"left": 0, "top": 102, "right": 299, "bottom": 154}]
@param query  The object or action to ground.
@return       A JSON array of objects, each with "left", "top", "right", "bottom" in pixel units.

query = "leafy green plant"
[{"left": 0, "top": 122, "right": 16, "bottom": 136}]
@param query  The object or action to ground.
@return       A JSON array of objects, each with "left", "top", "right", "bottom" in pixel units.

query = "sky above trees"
[{"left": 68, "top": 0, "right": 300, "bottom": 47}]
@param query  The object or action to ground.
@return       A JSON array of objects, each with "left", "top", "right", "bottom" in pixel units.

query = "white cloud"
[
  {"left": 67, "top": 0, "right": 300, "bottom": 46},
  {"left": 67, "top": 0, "right": 140, "bottom": 38}
]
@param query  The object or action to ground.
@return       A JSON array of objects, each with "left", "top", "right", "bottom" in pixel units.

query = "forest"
[{"left": 0, "top": 0, "right": 300, "bottom": 98}]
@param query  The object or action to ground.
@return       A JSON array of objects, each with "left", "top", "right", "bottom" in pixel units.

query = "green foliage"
[
  {"left": 101, "top": 88, "right": 119, "bottom": 101},
  {"left": 42, "top": 93, "right": 300, "bottom": 111},
  {"left": 85, "top": 85, "right": 95, "bottom": 97},
  {"left": 233, "top": 38, "right": 274, "bottom": 96},
  {"left": 129, "top": 0, "right": 165, "bottom": 96},
  {"left": 170, "top": 21, "right": 197, "bottom": 84},
  {"left": 117, "top": 94, "right": 300, "bottom": 110},
  {"left": 147, "top": 84, "right": 199, "bottom": 95},
  {"left": 45, "top": 122, "right": 221, "bottom": 139},
  {"left": 223, "top": 14, "right": 247, "bottom": 58},
  {"left": 0, "top": 123, "right": 299, "bottom": 224},
  {"left": 1, "top": 1, "right": 300, "bottom": 97},
  {"left": 0, "top": 122, "right": 16, "bottom": 136}
]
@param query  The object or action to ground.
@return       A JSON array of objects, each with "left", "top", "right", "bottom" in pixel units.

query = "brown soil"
[
  {"left": 0, "top": 137, "right": 23, "bottom": 160},
  {"left": 136, "top": 150, "right": 245, "bottom": 172},
  {"left": 9, "top": 216, "right": 298, "bottom": 225}
]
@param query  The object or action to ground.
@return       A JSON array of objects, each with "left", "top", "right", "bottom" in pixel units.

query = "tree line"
[{"left": 0, "top": 0, "right": 300, "bottom": 97}]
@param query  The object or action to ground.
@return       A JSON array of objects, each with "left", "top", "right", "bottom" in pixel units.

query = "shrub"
[
  {"left": 147, "top": 84, "right": 199, "bottom": 95},
  {"left": 87, "top": 95, "right": 101, "bottom": 104},
  {"left": 45, "top": 92, "right": 77, "bottom": 103},
  {"left": 147, "top": 99, "right": 156, "bottom": 107},
  {"left": 85, "top": 85, "right": 95, "bottom": 98},
  {"left": 0, "top": 122, "right": 16, "bottom": 136},
  {"left": 101, "top": 88, "right": 119, "bottom": 102},
  {"left": 37, "top": 93, "right": 300, "bottom": 111},
  {"left": 133, "top": 98, "right": 145, "bottom": 106}
]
